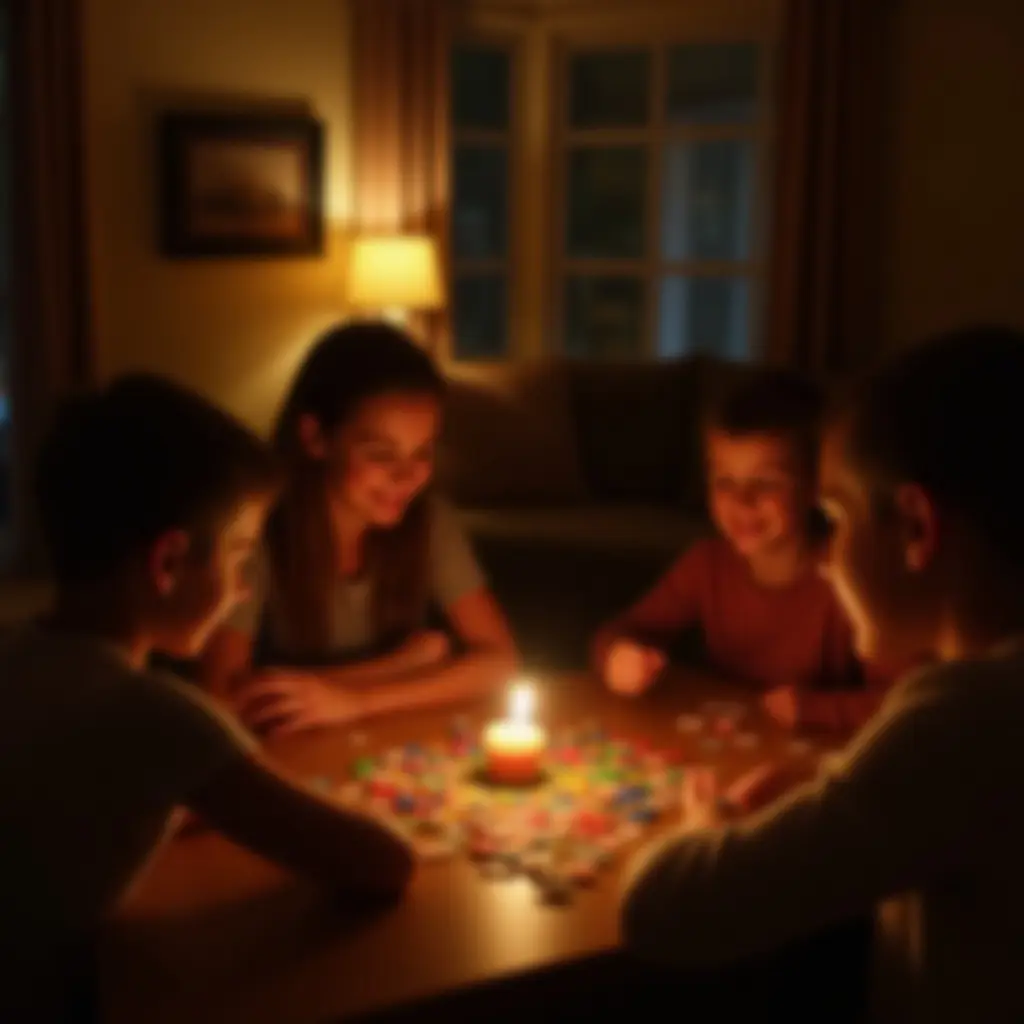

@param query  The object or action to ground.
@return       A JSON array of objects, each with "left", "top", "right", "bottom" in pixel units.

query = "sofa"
[{"left": 440, "top": 356, "right": 747, "bottom": 670}]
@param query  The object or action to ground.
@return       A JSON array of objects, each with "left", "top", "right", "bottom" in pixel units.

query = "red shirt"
[{"left": 593, "top": 537, "right": 891, "bottom": 731}]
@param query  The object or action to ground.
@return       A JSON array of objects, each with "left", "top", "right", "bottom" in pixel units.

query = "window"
[
  {"left": 448, "top": 14, "right": 772, "bottom": 365},
  {"left": 449, "top": 44, "right": 514, "bottom": 361},
  {"left": 557, "top": 44, "right": 763, "bottom": 360}
]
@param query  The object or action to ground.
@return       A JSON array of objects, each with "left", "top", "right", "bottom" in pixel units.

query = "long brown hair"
[{"left": 266, "top": 321, "right": 445, "bottom": 655}]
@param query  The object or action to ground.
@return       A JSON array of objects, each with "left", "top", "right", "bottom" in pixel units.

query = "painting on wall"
[{"left": 158, "top": 112, "right": 324, "bottom": 257}]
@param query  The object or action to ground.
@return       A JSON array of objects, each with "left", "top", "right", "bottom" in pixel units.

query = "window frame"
[
  {"left": 447, "top": 0, "right": 781, "bottom": 367},
  {"left": 448, "top": 35, "right": 521, "bottom": 365},
  {"left": 549, "top": 35, "right": 776, "bottom": 361}
]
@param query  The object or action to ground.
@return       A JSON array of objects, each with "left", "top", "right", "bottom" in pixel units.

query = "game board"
[{"left": 328, "top": 701, "right": 767, "bottom": 906}]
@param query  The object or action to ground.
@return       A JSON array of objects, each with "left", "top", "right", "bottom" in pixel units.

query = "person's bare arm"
[
  {"left": 591, "top": 543, "right": 708, "bottom": 673},
  {"left": 341, "top": 588, "right": 519, "bottom": 717},
  {"left": 186, "top": 753, "right": 415, "bottom": 900}
]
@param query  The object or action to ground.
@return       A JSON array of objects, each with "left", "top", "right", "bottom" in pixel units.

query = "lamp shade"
[{"left": 347, "top": 234, "right": 444, "bottom": 310}]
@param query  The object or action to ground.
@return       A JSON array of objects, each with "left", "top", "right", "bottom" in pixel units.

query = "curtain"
[
  {"left": 6, "top": 0, "right": 93, "bottom": 572},
  {"left": 764, "top": 0, "right": 888, "bottom": 376},
  {"left": 350, "top": 0, "right": 452, "bottom": 352}
]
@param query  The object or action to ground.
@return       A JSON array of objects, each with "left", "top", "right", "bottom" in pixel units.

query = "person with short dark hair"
[
  {"left": 0, "top": 374, "right": 414, "bottom": 1021},
  {"left": 593, "top": 364, "right": 886, "bottom": 732},
  {"left": 621, "top": 325, "right": 1024, "bottom": 1023}
]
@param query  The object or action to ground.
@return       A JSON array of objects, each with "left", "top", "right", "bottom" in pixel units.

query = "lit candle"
[{"left": 483, "top": 681, "right": 547, "bottom": 785}]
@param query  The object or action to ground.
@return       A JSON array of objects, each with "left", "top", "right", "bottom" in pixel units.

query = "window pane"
[
  {"left": 567, "top": 147, "right": 647, "bottom": 259},
  {"left": 661, "top": 139, "right": 754, "bottom": 261},
  {"left": 453, "top": 275, "right": 508, "bottom": 360},
  {"left": 657, "top": 276, "right": 750, "bottom": 359},
  {"left": 668, "top": 44, "right": 759, "bottom": 124},
  {"left": 452, "top": 145, "right": 507, "bottom": 260},
  {"left": 452, "top": 46, "right": 510, "bottom": 131},
  {"left": 565, "top": 276, "right": 646, "bottom": 358},
  {"left": 569, "top": 50, "right": 651, "bottom": 128}
]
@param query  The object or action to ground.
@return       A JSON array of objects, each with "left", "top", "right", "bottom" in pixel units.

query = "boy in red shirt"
[{"left": 593, "top": 367, "right": 887, "bottom": 733}]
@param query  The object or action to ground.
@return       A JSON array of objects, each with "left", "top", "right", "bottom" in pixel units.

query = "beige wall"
[
  {"left": 83, "top": 0, "right": 352, "bottom": 433},
  {"left": 81, "top": 0, "right": 1024, "bottom": 416},
  {"left": 881, "top": 0, "right": 1024, "bottom": 350}
]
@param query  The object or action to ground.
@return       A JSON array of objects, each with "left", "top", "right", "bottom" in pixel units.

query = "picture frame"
[{"left": 158, "top": 112, "right": 325, "bottom": 257}]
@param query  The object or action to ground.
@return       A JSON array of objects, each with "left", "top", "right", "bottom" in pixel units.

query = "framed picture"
[{"left": 158, "top": 112, "right": 325, "bottom": 257}]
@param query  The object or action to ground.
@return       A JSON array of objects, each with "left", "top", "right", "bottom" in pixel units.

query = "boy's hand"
[
  {"left": 762, "top": 684, "right": 802, "bottom": 730},
  {"left": 235, "top": 671, "right": 365, "bottom": 736},
  {"left": 723, "top": 761, "right": 801, "bottom": 815},
  {"left": 604, "top": 639, "right": 667, "bottom": 696}
]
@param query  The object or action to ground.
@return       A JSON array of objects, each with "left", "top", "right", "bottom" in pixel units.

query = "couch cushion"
[
  {"left": 459, "top": 504, "right": 706, "bottom": 558},
  {"left": 440, "top": 364, "right": 588, "bottom": 507},
  {"left": 568, "top": 360, "right": 699, "bottom": 506}
]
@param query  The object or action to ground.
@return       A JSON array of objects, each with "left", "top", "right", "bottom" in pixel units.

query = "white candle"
[{"left": 484, "top": 681, "right": 547, "bottom": 784}]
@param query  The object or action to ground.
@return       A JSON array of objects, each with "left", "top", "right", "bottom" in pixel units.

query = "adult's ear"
[
  {"left": 893, "top": 483, "right": 940, "bottom": 572},
  {"left": 149, "top": 529, "right": 192, "bottom": 597}
]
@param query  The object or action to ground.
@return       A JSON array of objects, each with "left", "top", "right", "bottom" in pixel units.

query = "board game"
[{"left": 326, "top": 700, "right": 773, "bottom": 906}]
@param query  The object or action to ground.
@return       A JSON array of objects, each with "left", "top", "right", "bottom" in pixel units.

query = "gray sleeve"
[
  {"left": 126, "top": 671, "right": 259, "bottom": 802},
  {"left": 429, "top": 496, "right": 487, "bottom": 609},
  {"left": 620, "top": 667, "right": 1002, "bottom": 968},
  {"left": 226, "top": 542, "right": 271, "bottom": 637}
]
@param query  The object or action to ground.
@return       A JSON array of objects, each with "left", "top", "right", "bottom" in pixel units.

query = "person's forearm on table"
[{"left": 342, "top": 647, "right": 519, "bottom": 718}]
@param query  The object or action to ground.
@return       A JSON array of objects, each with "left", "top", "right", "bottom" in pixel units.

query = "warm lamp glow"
[{"left": 347, "top": 234, "right": 443, "bottom": 311}]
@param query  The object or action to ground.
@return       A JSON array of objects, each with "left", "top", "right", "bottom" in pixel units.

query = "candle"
[{"left": 484, "top": 682, "right": 547, "bottom": 785}]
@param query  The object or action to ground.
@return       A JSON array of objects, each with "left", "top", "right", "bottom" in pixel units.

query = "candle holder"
[{"left": 481, "top": 681, "right": 548, "bottom": 787}]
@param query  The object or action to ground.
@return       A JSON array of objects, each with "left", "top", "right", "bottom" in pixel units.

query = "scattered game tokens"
[
  {"left": 342, "top": 713, "right": 746, "bottom": 903},
  {"left": 675, "top": 714, "right": 704, "bottom": 734}
]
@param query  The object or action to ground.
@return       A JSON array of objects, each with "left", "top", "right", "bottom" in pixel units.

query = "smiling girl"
[{"left": 200, "top": 322, "right": 519, "bottom": 735}]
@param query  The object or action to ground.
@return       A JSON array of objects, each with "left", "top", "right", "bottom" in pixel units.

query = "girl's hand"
[
  {"left": 235, "top": 671, "right": 366, "bottom": 736},
  {"left": 762, "top": 684, "right": 802, "bottom": 730},
  {"left": 603, "top": 639, "right": 667, "bottom": 696},
  {"left": 396, "top": 630, "right": 452, "bottom": 669}
]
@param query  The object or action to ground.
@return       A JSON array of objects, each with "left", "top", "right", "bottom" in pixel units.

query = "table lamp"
[{"left": 347, "top": 233, "right": 444, "bottom": 326}]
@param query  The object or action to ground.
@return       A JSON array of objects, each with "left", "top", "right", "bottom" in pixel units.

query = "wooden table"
[{"left": 101, "top": 671, "right": 835, "bottom": 1024}]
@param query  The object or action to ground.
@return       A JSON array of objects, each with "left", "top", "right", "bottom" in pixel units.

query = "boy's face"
[
  {"left": 148, "top": 496, "right": 269, "bottom": 658},
  {"left": 706, "top": 429, "right": 810, "bottom": 559},
  {"left": 818, "top": 422, "right": 941, "bottom": 666}
]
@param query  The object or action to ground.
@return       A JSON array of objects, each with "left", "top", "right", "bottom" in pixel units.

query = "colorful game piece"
[{"left": 675, "top": 714, "right": 703, "bottom": 734}]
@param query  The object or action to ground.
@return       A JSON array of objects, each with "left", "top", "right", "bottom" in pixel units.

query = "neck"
[
  {"left": 328, "top": 495, "right": 369, "bottom": 574},
  {"left": 46, "top": 582, "right": 151, "bottom": 670},
  {"left": 745, "top": 534, "right": 813, "bottom": 587}
]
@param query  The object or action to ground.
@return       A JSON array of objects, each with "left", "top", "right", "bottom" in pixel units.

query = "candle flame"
[{"left": 508, "top": 681, "right": 534, "bottom": 724}]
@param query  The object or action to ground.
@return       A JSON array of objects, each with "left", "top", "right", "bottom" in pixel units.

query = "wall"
[
  {"left": 83, "top": 0, "right": 352, "bottom": 433},
  {"left": 881, "top": 0, "right": 1024, "bottom": 350}
]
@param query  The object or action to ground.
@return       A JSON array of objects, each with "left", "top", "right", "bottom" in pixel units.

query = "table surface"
[{"left": 101, "top": 671, "right": 831, "bottom": 1024}]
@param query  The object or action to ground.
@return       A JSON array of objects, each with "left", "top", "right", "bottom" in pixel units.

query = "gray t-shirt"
[
  {"left": 230, "top": 497, "right": 487, "bottom": 659},
  {"left": 0, "top": 626, "right": 255, "bottom": 1000}
]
